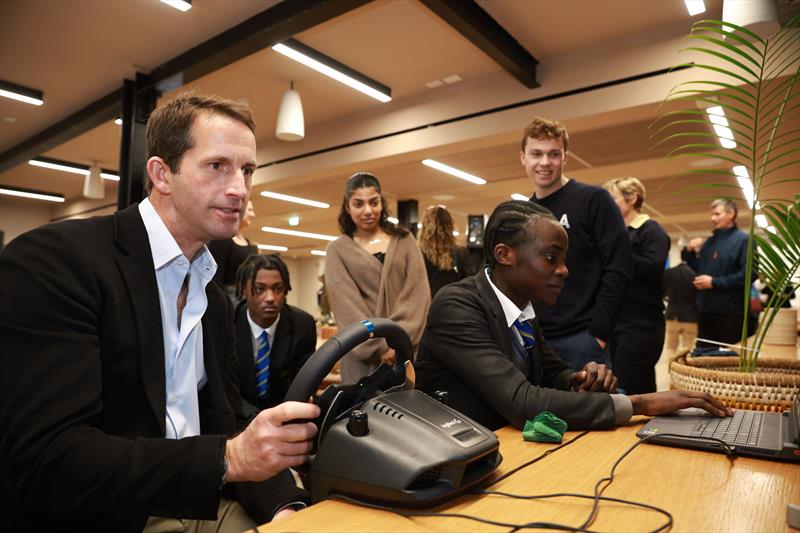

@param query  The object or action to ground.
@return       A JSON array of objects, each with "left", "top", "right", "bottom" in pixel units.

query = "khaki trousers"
[
  {"left": 665, "top": 319, "right": 698, "bottom": 353},
  {"left": 143, "top": 498, "right": 257, "bottom": 533}
]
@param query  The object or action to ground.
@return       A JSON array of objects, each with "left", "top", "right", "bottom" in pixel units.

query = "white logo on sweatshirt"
[{"left": 559, "top": 214, "right": 571, "bottom": 229}]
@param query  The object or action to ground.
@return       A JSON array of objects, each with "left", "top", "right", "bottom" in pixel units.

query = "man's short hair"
[
  {"left": 483, "top": 200, "right": 558, "bottom": 268},
  {"left": 521, "top": 117, "right": 569, "bottom": 152},
  {"left": 235, "top": 253, "right": 291, "bottom": 300},
  {"left": 144, "top": 92, "right": 256, "bottom": 193},
  {"left": 711, "top": 198, "right": 738, "bottom": 220},
  {"left": 603, "top": 177, "right": 646, "bottom": 210}
]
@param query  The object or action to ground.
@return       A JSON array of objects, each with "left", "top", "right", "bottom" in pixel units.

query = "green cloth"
[{"left": 522, "top": 411, "right": 568, "bottom": 443}]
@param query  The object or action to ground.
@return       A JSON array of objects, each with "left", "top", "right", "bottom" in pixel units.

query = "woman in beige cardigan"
[{"left": 325, "top": 173, "right": 431, "bottom": 384}]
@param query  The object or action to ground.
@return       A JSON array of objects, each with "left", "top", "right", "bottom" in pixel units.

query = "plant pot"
[
  {"left": 763, "top": 307, "right": 799, "bottom": 346},
  {"left": 670, "top": 351, "right": 800, "bottom": 412}
]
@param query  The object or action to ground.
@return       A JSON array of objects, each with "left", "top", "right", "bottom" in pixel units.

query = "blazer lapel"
[
  {"left": 113, "top": 205, "right": 167, "bottom": 434},
  {"left": 474, "top": 272, "right": 515, "bottom": 362},
  {"left": 269, "top": 310, "right": 292, "bottom": 374},
  {"left": 235, "top": 303, "right": 257, "bottom": 399}
]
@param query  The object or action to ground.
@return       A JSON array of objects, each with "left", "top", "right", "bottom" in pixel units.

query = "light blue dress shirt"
[{"left": 139, "top": 199, "right": 217, "bottom": 439}]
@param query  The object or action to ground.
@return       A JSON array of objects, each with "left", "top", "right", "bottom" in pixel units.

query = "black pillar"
[
  {"left": 117, "top": 74, "right": 158, "bottom": 210},
  {"left": 397, "top": 199, "right": 419, "bottom": 237}
]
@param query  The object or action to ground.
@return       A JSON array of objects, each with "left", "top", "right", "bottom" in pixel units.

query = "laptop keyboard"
[{"left": 689, "top": 410, "right": 763, "bottom": 446}]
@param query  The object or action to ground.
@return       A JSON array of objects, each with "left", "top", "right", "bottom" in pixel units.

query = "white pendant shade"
[
  {"left": 722, "top": 0, "right": 780, "bottom": 39},
  {"left": 83, "top": 164, "right": 105, "bottom": 199},
  {"left": 275, "top": 85, "right": 304, "bottom": 142}
]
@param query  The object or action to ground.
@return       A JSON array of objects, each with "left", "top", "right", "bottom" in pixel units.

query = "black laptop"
[{"left": 637, "top": 393, "right": 800, "bottom": 462}]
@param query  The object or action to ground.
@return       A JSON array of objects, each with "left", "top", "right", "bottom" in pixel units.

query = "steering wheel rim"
[{"left": 284, "top": 318, "right": 413, "bottom": 403}]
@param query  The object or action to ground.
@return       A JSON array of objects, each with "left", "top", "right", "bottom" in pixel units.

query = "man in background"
[
  {"left": 664, "top": 239, "right": 702, "bottom": 353},
  {"left": 523, "top": 117, "right": 632, "bottom": 370},
  {"left": 0, "top": 93, "right": 318, "bottom": 530},
  {"left": 689, "top": 198, "right": 751, "bottom": 347},
  {"left": 235, "top": 253, "right": 317, "bottom": 417}
]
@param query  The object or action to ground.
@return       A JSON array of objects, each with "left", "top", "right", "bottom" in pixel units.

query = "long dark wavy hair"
[{"left": 337, "top": 172, "right": 408, "bottom": 237}]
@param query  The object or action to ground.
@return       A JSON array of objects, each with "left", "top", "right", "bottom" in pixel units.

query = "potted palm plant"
[{"left": 654, "top": 14, "right": 800, "bottom": 411}]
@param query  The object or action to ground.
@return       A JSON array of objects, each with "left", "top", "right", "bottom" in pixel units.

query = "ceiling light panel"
[
  {"left": 260, "top": 190, "right": 329, "bottom": 208},
  {"left": 272, "top": 39, "right": 392, "bottom": 103},
  {"left": 511, "top": 193, "right": 529, "bottom": 201},
  {"left": 0, "top": 185, "right": 64, "bottom": 203},
  {"left": 422, "top": 159, "right": 486, "bottom": 185},
  {"left": 257, "top": 244, "right": 289, "bottom": 252},
  {"left": 29, "top": 158, "right": 119, "bottom": 181},
  {"left": 0, "top": 80, "right": 44, "bottom": 106},
  {"left": 160, "top": 0, "right": 191, "bottom": 12},
  {"left": 684, "top": 0, "right": 705, "bottom": 16},
  {"left": 261, "top": 226, "right": 337, "bottom": 241}
]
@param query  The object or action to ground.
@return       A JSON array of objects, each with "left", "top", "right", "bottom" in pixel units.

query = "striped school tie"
[
  {"left": 255, "top": 331, "right": 270, "bottom": 399},
  {"left": 513, "top": 319, "right": 537, "bottom": 350}
]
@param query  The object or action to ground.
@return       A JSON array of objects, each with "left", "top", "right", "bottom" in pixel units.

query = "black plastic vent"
[
  {"left": 372, "top": 401, "right": 404, "bottom": 419},
  {"left": 406, "top": 466, "right": 443, "bottom": 491},
  {"left": 736, "top": 446, "right": 777, "bottom": 456}
]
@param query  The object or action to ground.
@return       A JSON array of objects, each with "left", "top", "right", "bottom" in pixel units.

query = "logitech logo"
[{"left": 440, "top": 418, "right": 463, "bottom": 429}]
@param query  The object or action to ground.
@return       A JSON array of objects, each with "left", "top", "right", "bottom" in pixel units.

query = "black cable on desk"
[{"left": 326, "top": 433, "right": 735, "bottom": 533}]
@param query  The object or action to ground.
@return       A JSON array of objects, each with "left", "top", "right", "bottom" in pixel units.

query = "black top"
[
  {"left": 208, "top": 237, "right": 257, "bottom": 286},
  {"left": 373, "top": 251, "right": 386, "bottom": 264},
  {"left": 687, "top": 225, "right": 751, "bottom": 315},
  {"left": 619, "top": 218, "right": 670, "bottom": 319},
  {"left": 664, "top": 263, "right": 699, "bottom": 322},
  {"left": 424, "top": 247, "right": 466, "bottom": 298},
  {"left": 529, "top": 180, "right": 633, "bottom": 340}
]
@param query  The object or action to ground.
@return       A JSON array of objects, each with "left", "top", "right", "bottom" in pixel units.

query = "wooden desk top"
[{"left": 259, "top": 420, "right": 799, "bottom": 532}]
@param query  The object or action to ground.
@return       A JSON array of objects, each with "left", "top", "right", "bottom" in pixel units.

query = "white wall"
[
  {"left": 282, "top": 256, "right": 325, "bottom": 317},
  {"left": 0, "top": 198, "right": 52, "bottom": 246}
]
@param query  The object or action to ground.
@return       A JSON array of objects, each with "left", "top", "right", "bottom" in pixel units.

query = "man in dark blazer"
[
  {"left": 416, "top": 200, "right": 732, "bottom": 432},
  {"left": 0, "top": 94, "right": 318, "bottom": 531},
  {"left": 234, "top": 254, "right": 317, "bottom": 416}
]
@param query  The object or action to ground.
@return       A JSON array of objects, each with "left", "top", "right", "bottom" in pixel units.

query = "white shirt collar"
[
  {"left": 138, "top": 198, "right": 217, "bottom": 274},
  {"left": 484, "top": 268, "right": 536, "bottom": 328},
  {"left": 247, "top": 308, "right": 280, "bottom": 341}
]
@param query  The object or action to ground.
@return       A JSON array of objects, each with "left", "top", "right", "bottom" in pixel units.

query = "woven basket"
[{"left": 670, "top": 351, "right": 800, "bottom": 412}]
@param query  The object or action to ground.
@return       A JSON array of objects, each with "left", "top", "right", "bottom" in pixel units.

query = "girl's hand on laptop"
[{"left": 630, "top": 391, "right": 734, "bottom": 417}]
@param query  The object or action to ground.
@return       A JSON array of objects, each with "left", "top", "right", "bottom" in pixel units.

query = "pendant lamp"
[
  {"left": 83, "top": 164, "right": 105, "bottom": 199},
  {"left": 276, "top": 81, "right": 305, "bottom": 141},
  {"left": 722, "top": 0, "right": 780, "bottom": 40}
]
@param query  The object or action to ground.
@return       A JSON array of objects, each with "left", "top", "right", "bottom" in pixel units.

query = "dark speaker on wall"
[
  {"left": 466, "top": 214, "right": 485, "bottom": 249},
  {"left": 397, "top": 199, "right": 419, "bottom": 236}
]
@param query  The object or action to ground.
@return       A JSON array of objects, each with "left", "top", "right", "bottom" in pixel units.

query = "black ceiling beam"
[
  {"left": 148, "top": 0, "right": 373, "bottom": 93},
  {"left": 0, "top": 0, "right": 371, "bottom": 174},
  {"left": 0, "top": 89, "right": 122, "bottom": 175},
  {"left": 420, "top": 0, "right": 539, "bottom": 89}
]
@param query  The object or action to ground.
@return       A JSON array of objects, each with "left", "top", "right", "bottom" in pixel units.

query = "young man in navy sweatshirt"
[{"left": 522, "top": 117, "right": 633, "bottom": 371}]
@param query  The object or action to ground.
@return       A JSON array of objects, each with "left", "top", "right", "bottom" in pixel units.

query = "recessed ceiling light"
[
  {"left": 684, "top": 0, "right": 705, "bottom": 16},
  {"left": 452, "top": 230, "right": 460, "bottom": 237},
  {"left": 272, "top": 39, "right": 391, "bottom": 103},
  {"left": 257, "top": 244, "right": 289, "bottom": 252},
  {"left": 755, "top": 214, "right": 768, "bottom": 228},
  {"left": 442, "top": 74, "right": 463, "bottom": 84},
  {"left": 114, "top": 118, "right": 123, "bottom": 126},
  {"left": 706, "top": 106, "right": 737, "bottom": 149},
  {"left": 422, "top": 159, "right": 486, "bottom": 185},
  {"left": 288, "top": 215, "right": 300, "bottom": 226},
  {"left": 261, "top": 226, "right": 337, "bottom": 241},
  {"left": 511, "top": 193, "right": 529, "bottom": 201},
  {"left": 0, "top": 185, "right": 64, "bottom": 203},
  {"left": 260, "top": 190, "right": 329, "bottom": 208},
  {"left": 386, "top": 216, "right": 399, "bottom": 224},
  {"left": 310, "top": 250, "right": 327, "bottom": 256},
  {"left": 160, "top": 0, "right": 191, "bottom": 12},
  {"left": 425, "top": 80, "right": 445, "bottom": 89},
  {"left": 0, "top": 80, "right": 44, "bottom": 106}
]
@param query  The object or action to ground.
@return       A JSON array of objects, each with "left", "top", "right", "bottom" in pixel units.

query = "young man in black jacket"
[{"left": 522, "top": 117, "right": 632, "bottom": 370}]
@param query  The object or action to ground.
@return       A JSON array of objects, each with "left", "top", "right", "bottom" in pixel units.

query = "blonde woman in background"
[
  {"left": 418, "top": 205, "right": 467, "bottom": 298},
  {"left": 324, "top": 172, "right": 431, "bottom": 384},
  {"left": 603, "top": 178, "right": 670, "bottom": 393}
]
